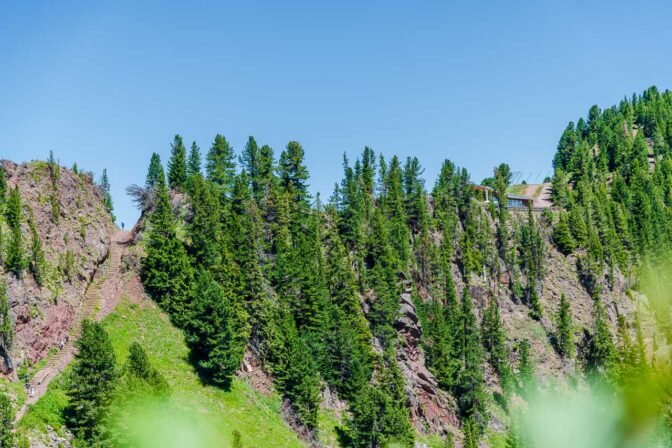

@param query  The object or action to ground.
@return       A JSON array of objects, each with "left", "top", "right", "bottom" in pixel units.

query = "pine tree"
[
  {"left": 0, "top": 388, "right": 14, "bottom": 448},
  {"left": 455, "top": 288, "right": 487, "bottom": 430},
  {"left": 381, "top": 155, "right": 410, "bottom": 272},
  {"left": 588, "top": 298, "right": 616, "bottom": 378},
  {"left": 6, "top": 226, "right": 25, "bottom": 278},
  {"left": 186, "top": 174, "right": 222, "bottom": 270},
  {"left": 5, "top": 186, "right": 21, "bottom": 230},
  {"left": 206, "top": 134, "right": 236, "bottom": 193},
  {"left": 145, "top": 153, "right": 164, "bottom": 188},
  {"left": 0, "top": 280, "right": 13, "bottom": 371},
  {"left": 347, "top": 353, "right": 414, "bottom": 448},
  {"left": 187, "top": 141, "right": 202, "bottom": 177},
  {"left": 125, "top": 342, "right": 169, "bottom": 393},
  {"left": 269, "top": 309, "right": 321, "bottom": 428},
  {"left": 365, "top": 208, "right": 401, "bottom": 348},
  {"left": 187, "top": 270, "right": 249, "bottom": 389},
  {"left": 278, "top": 141, "right": 310, "bottom": 206},
  {"left": 168, "top": 134, "right": 188, "bottom": 189},
  {"left": 517, "top": 339, "right": 535, "bottom": 395},
  {"left": 141, "top": 165, "right": 194, "bottom": 325},
  {"left": 28, "top": 211, "right": 46, "bottom": 286},
  {"left": 5, "top": 187, "right": 25, "bottom": 277},
  {"left": 616, "top": 315, "right": 637, "bottom": 372},
  {"left": 99, "top": 168, "right": 114, "bottom": 217},
  {"left": 66, "top": 320, "right": 117, "bottom": 441},
  {"left": 556, "top": 294, "right": 575, "bottom": 358},
  {"left": 241, "top": 136, "right": 259, "bottom": 187},
  {"left": 482, "top": 297, "right": 512, "bottom": 391},
  {"left": 552, "top": 212, "right": 575, "bottom": 255},
  {"left": 255, "top": 144, "right": 275, "bottom": 207},
  {"left": 0, "top": 166, "right": 6, "bottom": 213}
]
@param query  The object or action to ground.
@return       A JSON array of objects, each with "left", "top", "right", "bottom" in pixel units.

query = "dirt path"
[{"left": 15, "top": 230, "right": 131, "bottom": 422}]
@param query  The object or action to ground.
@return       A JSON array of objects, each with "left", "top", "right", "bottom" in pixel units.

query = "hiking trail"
[{"left": 15, "top": 230, "right": 130, "bottom": 422}]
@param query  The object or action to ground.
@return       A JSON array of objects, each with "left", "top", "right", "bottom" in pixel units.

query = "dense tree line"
[
  {"left": 549, "top": 87, "right": 672, "bottom": 376},
  {"left": 136, "top": 89, "right": 672, "bottom": 445},
  {"left": 139, "top": 131, "right": 558, "bottom": 445}
]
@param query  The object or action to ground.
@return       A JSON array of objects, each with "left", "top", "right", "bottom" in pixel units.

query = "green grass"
[
  {"left": 19, "top": 298, "right": 305, "bottom": 447},
  {"left": 507, "top": 184, "right": 528, "bottom": 195}
]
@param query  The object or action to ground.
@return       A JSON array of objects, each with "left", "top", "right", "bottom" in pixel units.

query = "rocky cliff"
[{"left": 2, "top": 160, "right": 114, "bottom": 375}]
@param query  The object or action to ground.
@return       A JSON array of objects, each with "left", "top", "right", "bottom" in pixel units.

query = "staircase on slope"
[{"left": 15, "top": 231, "right": 125, "bottom": 422}]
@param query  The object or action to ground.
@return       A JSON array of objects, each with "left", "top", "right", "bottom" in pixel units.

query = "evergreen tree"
[
  {"left": 587, "top": 298, "right": 616, "bottom": 378},
  {"left": 187, "top": 270, "right": 249, "bottom": 389},
  {"left": 187, "top": 141, "right": 202, "bottom": 177},
  {"left": 28, "top": 211, "right": 45, "bottom": 286},
  {"left": 482, "top": 297, "right": 512, "bottom": 391},
  {"left": 556, "top": 294, "right": 575, "bottom": 358},
  {"left": 347, "top": 353, "right": 414, "bottom": 447},
  {"left": 381, "top": 155, "right": 410, "bottom": 272},
  {"left": 5, "top": 187, "right": 25, "bottom": 277},
  {"left": 168, "top": 134, "right": 188, "bottom": 189},
  {"left": 0, "top": 388, "right": 14, "bottom": 448},
  {"left": 455, "top": 288, "right": 487, "bottom": 430},
  {"left": 255, "top": 144, "right": 275, "bottom": 206},
  {"left": 206, "top": 134, "right": 236, "bottom": 193},
  {"left": 66, "top": 320, "right": 117, "bottom": 442},
  {"left": 278, "top": 141, "right": 310, "bottom": 206},
  {"left": 5, "top": 186, "right": 21, "bottom": 230},
  {"left": 125, "top": 342, "right": 169, "bottom": 393},
  {"left": 517, "top": 339, "right": 535, "bottom": 395},
  {"left": 552, "top": 212, "right": 575, "bottom": 255},
  {"left": 6, "top": 225, "right": 25, "bottom": 278},
  {"left": 241, "top": 136, "right": 259, "bottom": 187},
  {"left": 99, "top": 168, "right": 114, "bottom": 218},
  {"left": 141, "top": 165, "right": 194, "bottom": 325},
  {"left": 269, "top": 310, "right": 321, "bottom": 428},
  {"left": 0, "top": 280, "right": 13, "bottom": 370},
  {"left": 0, "top": 166, "right": 6, "bottom": 215},
  {"left": 186, "top": 174, "right": 222, "bottom": 270},
  {"left": 145, "top": 152, "right": 164, "bottom": 188},
  {"left": 365, "top": 208, "right": 401, "bottom": 348}
]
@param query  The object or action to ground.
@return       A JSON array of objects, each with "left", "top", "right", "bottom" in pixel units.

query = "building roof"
[{"left": 506, "top": 193, "right": 533, "bottom": 200}]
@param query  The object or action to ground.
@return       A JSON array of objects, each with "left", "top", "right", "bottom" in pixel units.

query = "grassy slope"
[{"left": 19, "top": 298, "right": 304, "bottom": 448}]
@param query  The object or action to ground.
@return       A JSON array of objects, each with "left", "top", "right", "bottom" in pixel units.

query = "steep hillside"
[
  {"left": 129, "top": 130, "right": 664, "bottom": 447},
  {"left": 18, "top": 296, "right": 307, "bottom": 448},
  {"left": 1, "top": 159, "right": 114, "bottom": 374},
  {"left": 5, "top": 87, "right": 672, "bottom": 448}
]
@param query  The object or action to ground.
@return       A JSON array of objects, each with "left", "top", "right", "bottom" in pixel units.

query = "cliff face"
[
  {"left": 399, "top": 207, "right": 651, "bottom": 438},
  {"left": 2, "top": 160, "right": 114, "bottom": 373}
]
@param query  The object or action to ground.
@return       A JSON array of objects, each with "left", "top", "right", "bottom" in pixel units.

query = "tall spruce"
[
  {"left": 187, "top": 270, "right": 250, "bottom": 389},
  {"left": 482, "top": 297, "right": 512, "bottom": 391},
  {"left": 0, "top": 280, "right": 13, "bottom": 371},
  {"left": 206, "top": 134, "right": 236, "bottom": 193},
  {"left": 99, "top": 168, "right": 114, "bottom": 218},
  {"left": 455, "top": 288, "right": 487, "bottom": 431},
  {"left": 141, "top": 162, "right": 194, "bottom": 325},
  {"left": 556, "top": 294, "right": 575, "bottom": 358},
  {"left": 145, "top": 152, "right": 164, "bottom": 188},
  {"left": 28, "top": 211, "right": 46, "bottom": 286},
  {"left": 168, "top": 134, "right": 188, "bottom": 189},
  {"left": 66, "top": 320, "right": 117, "bottom": 442},
  {"left": 187, "top": 141, "right": 202, "bottom": 177},
  {"left": 0, "top": 388, "right": 14, "bottom": 448},
  {"left": 5, "top": 187, "right": 25, "bottom": 277},
  {"left": 278, "top": 141, "right": 310, "bottom": 206}
]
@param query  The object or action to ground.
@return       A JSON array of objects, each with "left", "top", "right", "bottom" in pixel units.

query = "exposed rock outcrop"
[
  {"left": 395, "top": 282, "right": 460, "bottom": 435},
  {"left": 2, "top": 160, "right": 114, "bottom": 374}
]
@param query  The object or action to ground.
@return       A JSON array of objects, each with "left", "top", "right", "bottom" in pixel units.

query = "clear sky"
[{"left": 1, "top": 1, "right": 671, "bottom": 226}]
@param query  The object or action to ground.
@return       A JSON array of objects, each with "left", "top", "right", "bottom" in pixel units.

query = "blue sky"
[{"left": 1, "top": 1, "right": 671, "bottom": 226}]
